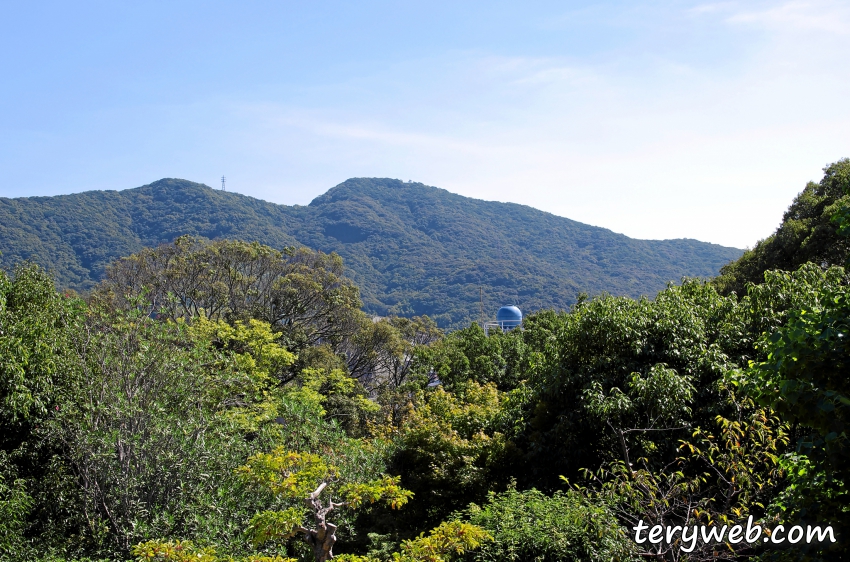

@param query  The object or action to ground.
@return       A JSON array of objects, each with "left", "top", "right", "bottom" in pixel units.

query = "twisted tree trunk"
[{"left": 301, "top": 482, "right": 341, "bottom": 562}]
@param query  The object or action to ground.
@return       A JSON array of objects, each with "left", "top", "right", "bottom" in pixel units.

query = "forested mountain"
[{"left": 0, "top": 177, "right": 741, "bottom": 327}]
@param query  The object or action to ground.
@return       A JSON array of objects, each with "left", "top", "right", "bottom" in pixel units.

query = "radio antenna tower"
[{"left": 221, "top": 175, "right": 226, "bottom": 191}]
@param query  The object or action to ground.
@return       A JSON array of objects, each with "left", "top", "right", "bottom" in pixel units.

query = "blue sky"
[{"left": 1, "top": 1, "right": 848, "bottom": 248}]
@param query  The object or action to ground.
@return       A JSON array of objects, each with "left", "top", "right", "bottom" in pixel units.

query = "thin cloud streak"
[{"left": 724, "top": 0, "right": 850, "bottom": 34}]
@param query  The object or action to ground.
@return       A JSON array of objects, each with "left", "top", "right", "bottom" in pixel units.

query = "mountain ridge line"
[{"left": 0, "top": 177, "right": 743, "bottom": 327}]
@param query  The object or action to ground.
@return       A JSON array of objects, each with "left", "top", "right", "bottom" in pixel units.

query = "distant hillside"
[{"left": 0, "top": 178, "right": 742, "bottom": 327}]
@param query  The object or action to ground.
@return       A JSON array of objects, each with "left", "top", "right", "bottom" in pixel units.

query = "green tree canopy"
[
  {"left": 460, "top": 486, "right": 636, "bottom": 562},
  {"left": 237, "top": 448, "right": 413, "bottom": 562},
  {"left": 742, "top": 266, "right": 850, "bottom": 557},
  {"left": 96, "top": 236, "right": 363, "bottom": 354},
  {"left": 714, "top": 159, "right": 850, "bottom": 296}
]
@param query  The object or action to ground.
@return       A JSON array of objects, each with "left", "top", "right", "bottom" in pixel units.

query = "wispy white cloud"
[
  {"left": 688, "top": 2, "right": 738, "bottom": 15},
  {"left": 731, "top": 1, "right": 850, "bottom": 33},
  {"left": 693, "top": 0, "right": 850, "bottom": 34}
]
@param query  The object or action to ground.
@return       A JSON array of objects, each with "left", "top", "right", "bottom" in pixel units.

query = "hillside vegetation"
[
  {"left": 0, "top": 161, "right": 848, "bottom": 561},
  {"left": 0, "top": 178, "right": 741, "bottom": 327},
  {"left": 714, "top": 159, "right": 850, "bottom": 295}
]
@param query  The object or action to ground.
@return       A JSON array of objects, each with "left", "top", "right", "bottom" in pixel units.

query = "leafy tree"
[
  {"left": 575, "top": 402, "right": 787, "bottom": 561},
  {"left": 133, "top": 539, "right": 294, "bottom": 562},
  {"left": 0, "top": 452, "right": 32, "bottom": 562},
  {"left": 583, "top": 363, "right": 695, "bottom": 472},
  {"left": 343, "top": 316, "right": 441, "bottom": 390},
  {"left": 39, "top": 294, "right": 395, "bottom": 560},
  {"left": 0, "top": 263, "right": 81, "bottom": 437},
  {"left": 97, "top": 236, "right": 362, "bottom": 355},
  {"left": 460, "top": 486, "right": 635, "bottom": 562},
  {"left": 0, "top": 263, "right": 83, "bottom": 559},
  {"left": 48, "top": 304, "right": 231, "bottom": 555},
  {"left": 392, "top": 521, "right": 492, "bottom": 562},
  {"left": 832, "top": 185, "right": 850, "bottom": 240},
  {"left": 744, "top": 273, "right": 850, "bottom": 459},
  {"left": 742, "top": 266, "right": 850, "bottom": 558},
  {"left": 133, "top": 521, "right": 491, "bottom": 562},
  {"left": 519, "top": 279, "right": 740, "bottom": 488},
  {"left": 237, "top": 448, "right": 413, "bottom": 562},
  {"left": 285, "top": 366, "right": 380, "bottom": 436},
  {"left": 422, "top": 323, "right": 516, "bottom": 392},
  {"left": 339, "top": 315, "right": 443, "bottom": 434},
  {"left": 386, "top": 382, "right": 515, "bottom": 531},
  {"left": 187, "top": 318, "right": 379, "bottom": 438},
  {"left": 187, "top": 316, "right": 297, "bottom": 432},
  {"left": 715, "top": 159, "right": 850, "bottom": 296}
]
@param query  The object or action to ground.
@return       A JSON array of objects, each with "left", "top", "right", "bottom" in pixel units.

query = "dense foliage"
[
  {"left": 1, "top": 160, "right": 848, "bottom": 561},
  {"left": 459, "top": 487, "right": 635, "bottom": 561},
  {"left": 714, "top": 159, "right": 850, "bottom": 296},
  {"left": 96, "top": 237, "right": 362, "bottom": 354},
  {"left": 743, "top": 269, "right": 850, "bottom": 557},
  {"left": 0, "top": 177, "right": 741, "bottom": 328}
]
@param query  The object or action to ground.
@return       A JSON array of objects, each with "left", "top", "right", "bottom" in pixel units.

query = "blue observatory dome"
[{"left": 496, "top": 305, "right": 522, "bottom": 331}]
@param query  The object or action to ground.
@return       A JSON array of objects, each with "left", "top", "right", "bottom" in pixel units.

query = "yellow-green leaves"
[
  {"left": 188, "top": 316, "right": 295, "bottom": 430},
  {"left": 237, "top": 449, "right": 334, "bottom": 498},
  {"left": 132, "top": 540, "right": 218, "bottom": 562},
  {"left": 685, "top": 409, "right": 788, "bottom": 526},
  {"left": 286, "top": 367, "right": 378, "bottom": 417},
  {"left": 132, "top": 539, "right": 296, "bottom": 562},
  {"left": 393, "top": 521, "right": 492, "bottom": 562},
  {"left": 386, "top": 381, "right": 511, "bottom": 527},
  {"left": 339, "top": 475, "right": 413, "bottom": 510},
  {"left": 190, "top": 316, "right": 295, "bottom": 387},
  {"left": 237, "top": 447, "right": 412, "bottom": 510},
  {"left": 245, "top": 508, "right": 305, "bottom": 547},
  {"left": 398, "top": 381, "right": 508, "bottom": 469},
  {"left": 237, "top": 447, "right": 413, "bottom": 552}
]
